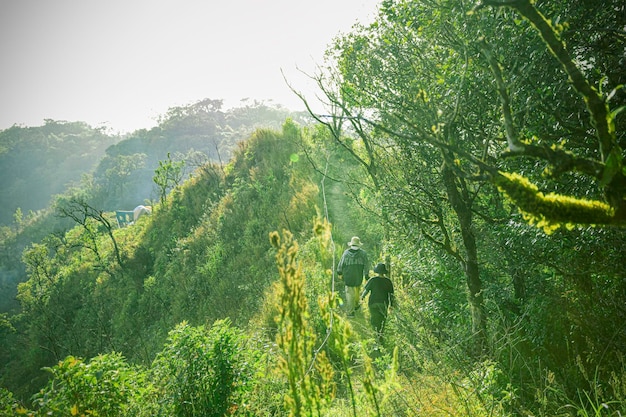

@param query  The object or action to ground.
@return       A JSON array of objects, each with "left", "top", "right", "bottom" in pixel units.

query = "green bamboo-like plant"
[{"left": 270, "top": 230, "right": 334, "bottom": 417}]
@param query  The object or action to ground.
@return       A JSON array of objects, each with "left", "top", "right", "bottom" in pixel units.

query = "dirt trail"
[
  {"left": 321, "top": 179, "right": 377, "bottom": 340},
  {"left": 323, "top": 179, "right": 351, "bottom": 241}
]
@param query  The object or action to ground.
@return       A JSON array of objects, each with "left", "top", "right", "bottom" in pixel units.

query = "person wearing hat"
[
  {"left": 337, "top": 236, "right": 369, "bottom": 316},
  {"left": 361, "top": 262, "right": 395, "bottom": 343}
]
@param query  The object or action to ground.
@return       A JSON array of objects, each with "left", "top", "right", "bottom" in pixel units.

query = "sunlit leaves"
[{"left": 31, "top": 353, "right": 144, "bottom": 417}]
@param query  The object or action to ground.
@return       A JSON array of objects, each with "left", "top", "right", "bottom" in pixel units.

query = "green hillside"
[
  {"left": 0, "top": 100, "right": 305, "bottom": 313},
  {"left": 0, "top": 120, "right": 119, "bottom": 225}
]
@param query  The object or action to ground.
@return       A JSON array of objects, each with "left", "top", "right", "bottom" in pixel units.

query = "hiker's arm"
[{"left": 360, "top": 282, "right": 370, "bottom": 300}]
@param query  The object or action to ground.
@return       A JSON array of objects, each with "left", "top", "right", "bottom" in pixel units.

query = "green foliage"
[
  {"left": 151, "top": 319, "right": 257, "bottom": 417},
  {"left": 97, "top": 152, "right": 147, "bottom": 205},
  {"left": 0, "top": 102, "right": 381, "bottom": 416},
  {"left": 0, "top": 387, "right": 24, "bottom": 416},
  {"left": 315, "top": 0, "right": 626, "bottom": 412},
  {"left": 153, "top": 152, "right": 186, "bottom": 205},
  {"left": 30, "top": 353, "right": 145, "bottom": 417},
  {"left": 0, "top": 101, "right": 305, "bottom": 318},
  {"left": 270, "top": 229, "right": 335, "bottom": 416}
]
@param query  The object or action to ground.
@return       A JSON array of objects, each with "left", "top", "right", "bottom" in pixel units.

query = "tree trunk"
[{"left": 441, "top": 164, "right": 487, "bottom": 355}]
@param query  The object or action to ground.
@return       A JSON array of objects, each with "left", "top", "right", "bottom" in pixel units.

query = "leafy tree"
[
  {"left": 338, "top": 0, "right": 626, "bottom": 229},
  {"left": 54, "top": 194, "right": 123, "bottom": 269},
  {"left": 307, "top": 0, "right": 497, "bottom": 351},
  {"left": 153, "top": 152, "right": 185, "bottom": 206},
  {"left": 96, "top": 152, "right": 147, "bottom": 206},
  {"left": 306, "top": 0, "right": 626, "bottom": 411},
  {"left": 0, "top": 121, "right": 119, "bottom": 225},
  {"left": 306, "top": 0, "right": 626, "bottom": 350},
  {"left": 475, "top": 0, "right": 625, "bottom": 228},
  {"left": 17, "top": 242, "right": 64, "bottom": 362}
]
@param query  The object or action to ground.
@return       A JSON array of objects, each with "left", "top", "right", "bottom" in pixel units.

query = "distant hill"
[
  {"left": 0, "top": 99, "right": 308, "bottom": 226},
  {"left": 0, "top": 120, "right": 119, "bottom": 225},
  {"left": 88, "top": 99, "right": 308, "bottom": 213}
]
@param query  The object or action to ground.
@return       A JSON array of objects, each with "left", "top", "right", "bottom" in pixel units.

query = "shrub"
[
  {"left": 30, "top": 352, "right": 144, "bottom": 417},
  {"left": 151, "top": 319, "right": 257, "bottom": 417}
]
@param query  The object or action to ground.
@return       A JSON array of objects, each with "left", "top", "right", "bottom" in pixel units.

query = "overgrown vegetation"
[{"left": 1, "top": 1, "right": 625, "bottom": 415}]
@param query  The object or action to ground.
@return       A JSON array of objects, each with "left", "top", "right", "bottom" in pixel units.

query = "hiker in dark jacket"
[
  {"left": 337, "top": 236, "right": 369, "bottom": 316},
  {"left": 361, "top": 262, "right": 395, "bottom": 343}
]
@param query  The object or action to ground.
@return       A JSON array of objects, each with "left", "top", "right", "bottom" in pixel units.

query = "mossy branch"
[
  {"left": 502, "top": 143, "right": 605, "bottom": 180},
  {"left": 493, "top": 172, "right": 617, "bottom": 233}
]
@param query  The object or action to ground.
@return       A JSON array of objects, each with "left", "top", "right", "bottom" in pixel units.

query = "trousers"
[
  {"left": 368, "top": 303, "right": 389, "bottom": 341},
  {"left": 344, "top": 285, "right": 360, "bottom": 314}
]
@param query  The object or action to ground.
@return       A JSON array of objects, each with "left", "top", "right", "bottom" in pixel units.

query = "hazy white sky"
[{"left": 0, "top": 0, "right": 378, "bottom": 133}]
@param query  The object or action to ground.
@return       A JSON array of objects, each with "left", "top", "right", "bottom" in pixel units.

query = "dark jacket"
[
  {"left": 337, "top": 247, "right": 369, "bottom": 287},
  {"left": 361, "top": 275, "right": 395, "bottom": 307}
]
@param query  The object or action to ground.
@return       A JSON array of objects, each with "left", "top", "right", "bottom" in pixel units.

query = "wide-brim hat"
[
  {"left": 348, "top": 236, "right": 362, "bottom": 247},
  {"left": 374, "top": 263, "right": 388, "bottom": 275}
]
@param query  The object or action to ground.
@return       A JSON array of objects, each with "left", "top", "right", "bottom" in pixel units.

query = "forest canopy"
[{"left": 307, "top": 0, "right": 626, "bottom": 231}]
